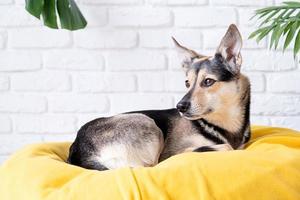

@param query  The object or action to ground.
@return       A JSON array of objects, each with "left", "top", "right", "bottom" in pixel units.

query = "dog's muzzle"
[{"left": 176, "top": 101, "right": 190, "bottom": 113}]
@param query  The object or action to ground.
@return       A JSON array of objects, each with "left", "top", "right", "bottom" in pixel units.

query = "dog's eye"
[
  {"left": 202, "top": 78, "right": 216, "bottom": 87},
  {"left": 185, "top": 80, "right": 190, "bottom": 88}
]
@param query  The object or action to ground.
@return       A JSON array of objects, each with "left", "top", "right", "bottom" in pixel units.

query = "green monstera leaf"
[{"left": 25, "top": 0, "right": 87, "bottom": 30}]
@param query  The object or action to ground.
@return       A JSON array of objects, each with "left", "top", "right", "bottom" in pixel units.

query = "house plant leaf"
[
  {"left": 25, "top": 0, "right": 44, "bottom": 19},
  {"left": 294, "top": 27, "right": 300, "bottom": 56},
  {"left": 284, "top": 21, "right": 298, "bottom": 50},
  {"left": 25, "top": 0, "right": 87, "bottom": 30},
  {"left": 250, "top": 1, "right": 300, "bottom": 57},
  {"left": 42, "top": 0, "right": 58, "bottom": 29},
  {"left": 57, "top": 0, "right": 87, "bottom": 30}
]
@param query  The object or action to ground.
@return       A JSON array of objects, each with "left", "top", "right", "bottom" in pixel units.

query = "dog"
[{"left": 67, "top": 24, "right": 251, "bottom": 171}]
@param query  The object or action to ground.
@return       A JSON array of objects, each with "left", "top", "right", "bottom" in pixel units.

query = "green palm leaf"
[
  {"left": 284, "top": 21, "right": 298, "bottom": 50},
  {"left": 294, "top": 27, "right": 300, "bottom": 56},
  {"left": 249, "top": 1, "right": 300, "bottom": 58},
  {"left": 25, "top": 0, "right": 87, "bottom": 30}
]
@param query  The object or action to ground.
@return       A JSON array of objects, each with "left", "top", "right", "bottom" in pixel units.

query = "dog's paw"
[{"left": 213, "top": 144, "right": 233, "bottom": 151}]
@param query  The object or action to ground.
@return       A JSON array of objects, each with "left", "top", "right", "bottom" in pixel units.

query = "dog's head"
[{"left": 174, "top": 24, "right": 249, "bottom": 122}]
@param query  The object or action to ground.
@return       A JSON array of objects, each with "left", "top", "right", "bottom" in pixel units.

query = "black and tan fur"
[{"left": 68, "top": 24, "right": 251, "bottom": 170}]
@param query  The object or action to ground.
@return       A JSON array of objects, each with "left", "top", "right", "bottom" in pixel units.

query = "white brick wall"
[
  {"left": 74, "top": 29, "right": 137, "bottom": 48},
  {"left": 0, "top": 0, "right": 299, "bottom": 164},
  {"left": 11, "top": 72, "right": 71, "bottom": 92},
  {"left": 110, "top": 8, "right": 172, "bottom": 27}
]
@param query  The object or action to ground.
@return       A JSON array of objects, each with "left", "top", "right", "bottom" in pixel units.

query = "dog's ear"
[
  {"left": 216, "top": 24, "right": 242, "bottom": 74},
  {"left": 172, "top": 37, "right": 204, "bottom": 73}
]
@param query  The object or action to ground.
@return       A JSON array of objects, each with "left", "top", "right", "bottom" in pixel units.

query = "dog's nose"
[{"left": 176, "top": 101, "right": 190, "bottom": 113}]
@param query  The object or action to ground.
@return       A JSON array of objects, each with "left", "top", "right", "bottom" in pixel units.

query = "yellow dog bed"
[{"left": 0, "top": 126, "right": 300, "bottom": 200}]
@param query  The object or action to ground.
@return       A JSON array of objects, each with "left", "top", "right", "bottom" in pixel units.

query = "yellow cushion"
[{"left": 0, "top": 126, "right": 300, "bottom": 200}]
